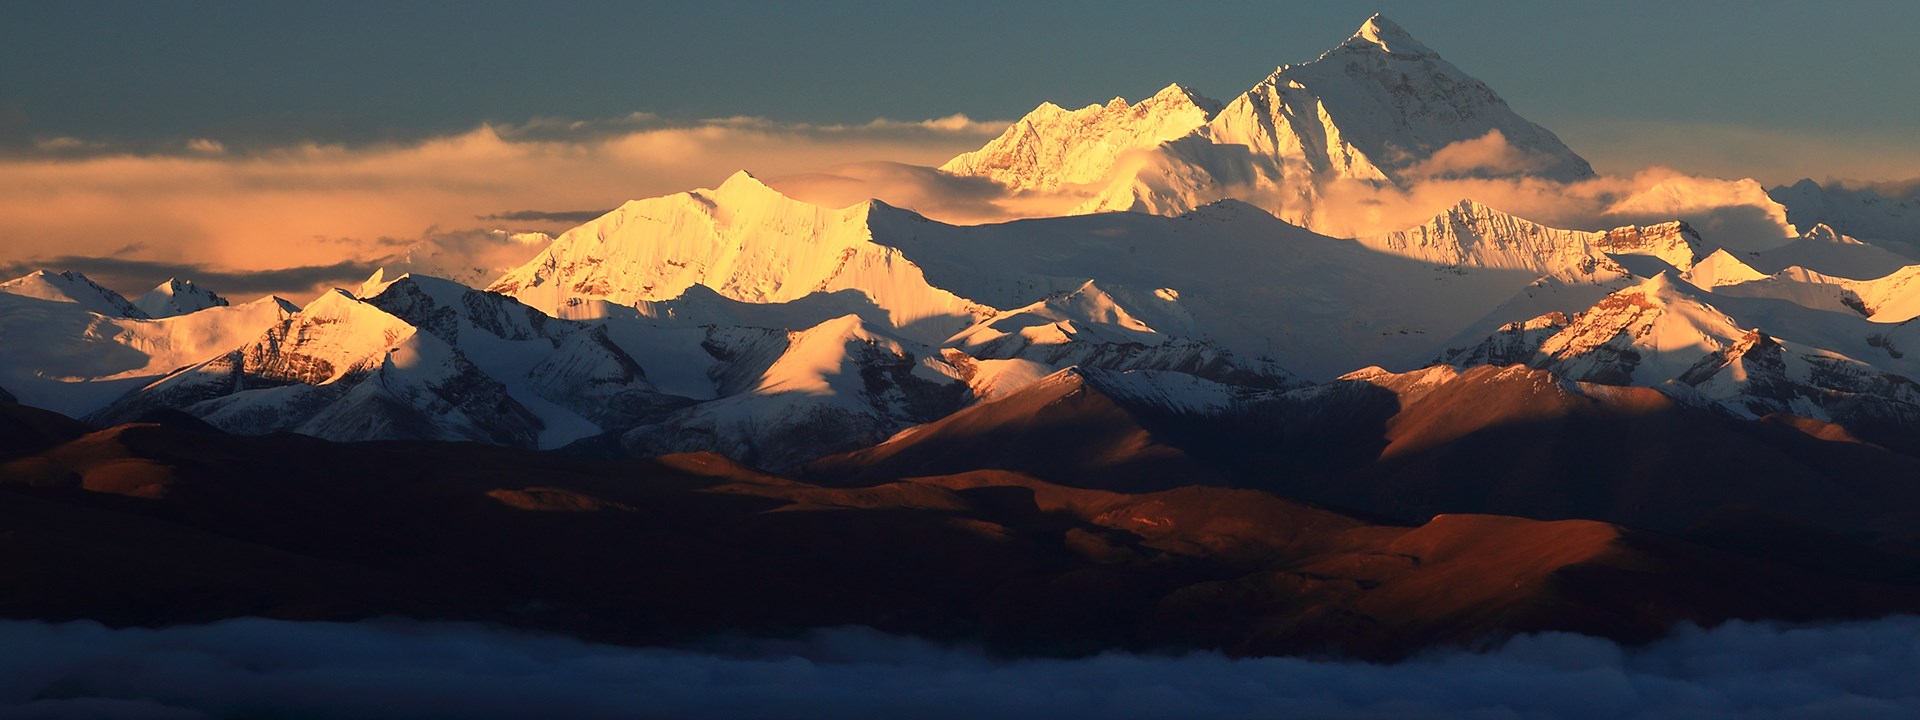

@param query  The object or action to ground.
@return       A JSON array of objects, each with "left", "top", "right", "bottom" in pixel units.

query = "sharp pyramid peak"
[
  {"left": 1343, "top": 12, "right": 1436, "bottom": 57},
  {"left": 708, "top": 169, "right": 811, "bottom": 206},
  {"left": 716, "top": 169, "right": 772, "bottom": 193},
  {"left": 1447, "top": 198, "right": 1501, "bottom": 215},
  {"left": 1800, "top": 222, "right": 1864, "bottom": 245},
  {"left": 1149, "top": 82, "right": 1225, "bottom": 116},
  {"left": 704, "top": 167, "right": 882, "bottom": 215},
  {"left": 1629, "top": 269, "right": 1707, "bottom": 298}
]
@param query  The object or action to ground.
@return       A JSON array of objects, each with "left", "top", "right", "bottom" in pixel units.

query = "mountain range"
[{"left": 4, "top": 13, "right": 1920, "bottom": 660}]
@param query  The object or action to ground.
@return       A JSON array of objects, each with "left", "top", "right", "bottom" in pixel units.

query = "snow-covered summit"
[
  {"left": 0, "top": 270, "right": 149, "bottom": 318},
  {"left": 948, "top": 14, "right": 1595, "bottom": 230},
  {"left": 134, "top": 278, "right": 230, "bottom": 318},
  {"left": 489, "top": 170, "right": 987, "bottom": 342},
  {"left": 1340, "top": 13, "right": 1436, "bottom": 57},
  {"left": 1769, "top": 178, "right": 1920, "bottom": 252},
  {"left": 939, "top": 82, "right": 1222, "bottom": 191},
  {"left": 1204, "top": 14, "right": 1593, "bottom": 186}
]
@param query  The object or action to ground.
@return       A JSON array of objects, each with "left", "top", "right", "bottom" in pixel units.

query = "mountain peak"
[
  {"left": 1801, "top": 223, "right": 1865, "bottom": 246},
  {"left": 1344, "top": 13, "right": 1435, "bottom": 57},
  {"left": 717, "top": 169, "right": 771, "bottom": 194},
  {"left": 1149, "top": 83, "right": 1225, "bottom": 117},
  {"left": 1446, "top": 197, "right": 1501, "bottom": 216},
  {"left": 134, "top": 277, "right": 228, "bottom": 318},
  {"left": 1682, "top": 248, "right": 1767, "bottom": 288},
  {"left": 0, "top": 269, "right": 148, "bottom": 318},
  {"left": 1630, "top": 269, "right": 1704, "bottom": 299}
]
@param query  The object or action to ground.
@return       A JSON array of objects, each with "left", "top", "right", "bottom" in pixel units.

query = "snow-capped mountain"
[
  {"left": 1679, "top": 249, "right": 1768, "bottom": 288},
  {"left": 943, "top": 14, "right": 1594, "bottom": 230},
  {"left": 1770, "top": 178, "right": 1920, "bottom": 251},
  {"left": 1444, "top": 272, "right": 1920, "bottom": 431},
  {"left": 133, "top": 278, "right": 230, "bottom": 318},
  {"left": 490, "top": 171, "right": 987, "bottom": 343},
  {"left": 622, "top": 314, "right": 968, "bottom": 470},
  {"left": 940, "top": 83, "right": 1222, "bottom": 191},
  {"left": 0, "top": 270, "right": 149, "bottom": 319},
  {"left": 74, "top": 270, "right": 969, "bottom": 467},
  {"left": 0, "top": 281, "right": 298, "bottom": 416},
  {"left": 92, "top": 287, "right": 549, "bottom": 447},
  {"left": 92, "top": 275, "right": 686, "bottom": 449}
]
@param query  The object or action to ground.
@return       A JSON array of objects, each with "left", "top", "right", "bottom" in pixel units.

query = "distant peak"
[
  {"left": 709, "top": 169, "right": 805, "bottom": 206},
  {"left": 1632, "top": 269, "right": 1702, "bottom": 297},
  {"left": 1151, "top": 82, "right": 1195, "bottom": 99},
  {"left": 718, "top": 169, "right": 768, "bottom": 192},
  {"left": 1436, "top": 198, "right": 1525, "bottom": 223},
  {"left": 1342, "top": 12, "right": 1435, "bottom": 57},
  {"left": 1448, "top": 198, "right": 1493, "bottom": 214},
  {"left": 1149, "top": 82, "right": 1224, "bottom": 116},
  {"left": 1800, "top": 223, "right": 1863, "bottom": 245}
]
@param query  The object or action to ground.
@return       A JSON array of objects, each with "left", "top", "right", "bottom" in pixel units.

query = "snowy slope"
[
  {"left": 0, "top": 289, "right": 297, "bottom": 416},
  {"left": 492, "top": 178, "right": 1601, "bottom": 382},
  {"left": 133, "top": 278, "right": 229, "bottom": 318},
  {"left": 1745, "top": 224, "right": 1916, "bottom": 281},
  {"left": 0, "top": 271, "right": 148, "bottom": 318},
  {"left": 1681, "top": 249, "right": 1768, "bottom": 288},
  {"left": 1706, "top": 263, "right": 1920, "bottom": 324},
  {"left": 1709, "top": 267, "right": 1867, "bottom": 318}
]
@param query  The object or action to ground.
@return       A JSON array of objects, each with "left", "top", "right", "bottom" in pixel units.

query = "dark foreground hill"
[{"left": 4, "top": 389, "right": 1918, "bottom": 661}]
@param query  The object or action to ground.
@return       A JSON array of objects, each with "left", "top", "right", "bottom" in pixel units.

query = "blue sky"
[{"left": 3, "top": 0, "right": 1916, "bottom": 180}]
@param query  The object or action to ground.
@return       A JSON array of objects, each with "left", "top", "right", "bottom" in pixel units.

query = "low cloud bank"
[
  {"left": 2, "top": 617, "right": 1916, "bottom": 719},
  {"left": 0, "top": 115, "right": 1006, "bottom": 301},
  {"left": 0, "top": 115, "right": 1828, "bottom": 303}
]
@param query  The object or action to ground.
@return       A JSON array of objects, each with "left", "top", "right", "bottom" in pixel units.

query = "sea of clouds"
[{"left": 2, "top": 616, "right": 1916, "bottom": 719}]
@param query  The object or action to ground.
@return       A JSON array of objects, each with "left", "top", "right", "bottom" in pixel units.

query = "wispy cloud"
[
  {"left": 1556, "top": 118, "right": 1920, "bottom": 186},
  {"left": 0, "top": 114, "right": 1009, "bottom": 300},
  {"left": 477, "top": 209, "right": 612, "bottom": 224}
]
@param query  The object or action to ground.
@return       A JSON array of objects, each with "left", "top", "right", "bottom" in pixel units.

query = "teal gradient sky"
[{"left": 3, "top": 0, "right": 1916, "bottom": 182}]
